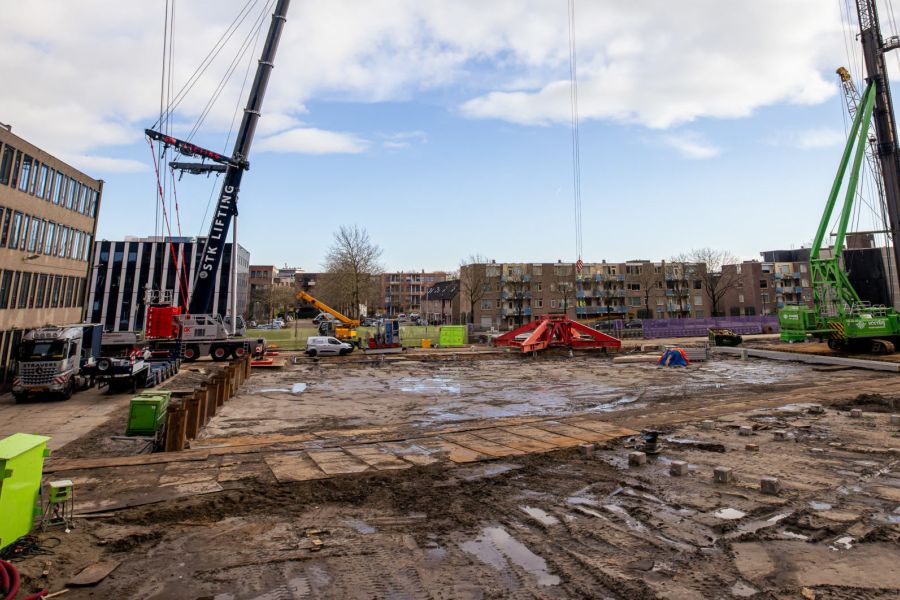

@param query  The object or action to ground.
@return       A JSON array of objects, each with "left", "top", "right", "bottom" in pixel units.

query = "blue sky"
[{"left": 2, "top": 0, "right": 890, "bottom": 271}]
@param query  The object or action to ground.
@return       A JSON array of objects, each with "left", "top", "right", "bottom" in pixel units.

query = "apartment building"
[
  {"left": 461, "top": 260, "right": 710, "bottom": 330},
  {"left": 382, "top": 270, "right": 449, "bottom": 315},
  {"left": 87, "top": 236, "right": 249, "bottom": 332},
  {"left": 0, "top": 125, "right": 101, "bottom": 384}
]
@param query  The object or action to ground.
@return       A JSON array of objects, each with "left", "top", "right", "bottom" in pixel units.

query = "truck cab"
[{"left": 12, "top": 324, "right": 101, "bottom": 402}]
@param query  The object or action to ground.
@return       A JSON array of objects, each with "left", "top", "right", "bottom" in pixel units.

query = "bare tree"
[
  {"left": 554, "top": 264, "right": 575, "bottom": 315},
  {"left": 271, "top": 286, "right": 298, "bottom": 320},
  {"left": 678, "top": 248, "right": 742, "bottom": 317},
  {"left": 323, "top": 225, "right": 383, "bottom": 319},
  {"left": 459, "top": 254, "right": 489, "bottom": 324},
  {"left": 637, "top": 263, "right": 661, "bottom": 319},
  {"left": 506, "top": 275, "right": 530, "bottom": 326}
]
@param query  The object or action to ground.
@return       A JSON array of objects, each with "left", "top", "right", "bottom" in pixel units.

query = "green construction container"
[
  {"left": 438, "top": 325, "right": 467, "bottom": 347},
  {"left": 0, "top": 433, "right": 51, "bottom": 551},
  {"left": 125, "top": 393, "right": 170, "bottom": 436}
]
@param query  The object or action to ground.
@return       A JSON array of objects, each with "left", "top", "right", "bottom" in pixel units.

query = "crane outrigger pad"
[{"left": 492, "top": 315, "right": 621, "bottom": 353}]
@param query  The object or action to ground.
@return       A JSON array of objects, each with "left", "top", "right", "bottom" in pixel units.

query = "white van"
[{"left": 305, "top": 336, "right": 353, "bottom": 357}]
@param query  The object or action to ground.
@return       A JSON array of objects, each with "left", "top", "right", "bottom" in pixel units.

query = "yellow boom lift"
[{"left": 296, "top": 291, "right": 359, "bottom": 343}]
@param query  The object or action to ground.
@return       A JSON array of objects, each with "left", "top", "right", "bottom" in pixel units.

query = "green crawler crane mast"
[{"left": 779, "top": 82, "right": 900, "bottom": 353}]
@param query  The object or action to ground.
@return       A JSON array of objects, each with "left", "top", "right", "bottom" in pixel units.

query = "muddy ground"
[{"left": 5, "top": 351, "right": 900, "bottom": 599}]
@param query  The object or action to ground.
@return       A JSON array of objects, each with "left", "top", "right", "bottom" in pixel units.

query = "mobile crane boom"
[
  {"left": 296, "top": 291, "right": 361, "bottom": 327},
  {"left": 147, "top": 0, "right": 291, "bottom": 315}
]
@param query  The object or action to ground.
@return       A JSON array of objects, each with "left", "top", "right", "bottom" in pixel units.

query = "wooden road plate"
[
  {"left": 346, "top": 445, "right": 414, "bottom": 470},
  {"left": 67, "top": 560, "right": 122, "bottom": 586},
  {"left": 441, "top": 433, "right": 525, "bottom": 457},
  {"left": 472, "top": 428, "right": 557, "bottom": 452},
  {"left": 306, "top": 449, "right": 371, "bottom": 475},
  {"left": 264, "top": 452, "right": 329, "bottom": 483}
]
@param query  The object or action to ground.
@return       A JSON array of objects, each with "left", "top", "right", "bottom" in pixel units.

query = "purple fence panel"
[{"left": 641, "top": 316, "right": 779, "bottom": 339}]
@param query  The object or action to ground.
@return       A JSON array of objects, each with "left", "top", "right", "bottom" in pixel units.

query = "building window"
[
  {"left": 44, "top": 168, "right": 55, "bottom": 200},
  {"left": 550, "top": 299, "right": 557, "bottom": 308},
  {"left": 759, "top": 279, "right": 767, "bottom": 288},
  {"left": 629, "top": 297, "right": 641, "bottom": 306},
  {"left": 9, "top": 212, "right": 22, "bottom": 248},
  {"left": 800, "top": 264, "right": 807, "bottom": 273},
  {"left": 9, "top": 272, "right": 20, "bottom": 308},
  {"left": 738, "top": 294, "right": 745, "bottom": 303},
  {"left": 533, "top": 265, "right": 542, "bottom": 277},
  {"left": 535, "top": 282, "right": 542, "bottom": 292},
  {"left": 44, "top": 222, "right": 55, "bottom": 254},
  {"left": 17, "top": 155, "right": 33, "bottom": 192},
  {"left": 0, "top": 271, "right": 9, "bottom": 309},
  {"left": 19, "top": 215, "right": 30, "bottom": 250},
  {"left": 481, "top": 299, "right": 492, "bottom": 310},
  {"left": 54, "top": 173, "right": 65, "bottom": 204},
  {"left": 761, "top": 293, "right": 769, "bottom": 303},
  {"left": 36, "top": 220, "right": 45, "bottom": 254},
  {"left": 35, "top": 274, "right": 46, "bottom": 307},
  {"left": 0, "top": 210, "right": 10, "bottom": 247},
  {"left": 535, "top": 299, "right": 543, "bottom": 308},
  {"left": 57, "top": 227, "right": 68, "bottom": 257},
  {"left": 18, "top": 273, "right": 31, "bottom": 308},
  {"left": 693, "top": 280, "right": 702, "bottom": 289},
  {"left": 801, "top": 279, "right": 809, "bottom": 288},
  {"left": 0, "top": 145, "right": 14, "bottom": 185},
  {"left": 693, "top": 295, "right": 703, "bottom": 306},
  {"left": 36, "top": 164, "right": 49, "bottom": 198},
  {"left": 26, "top": 218, "right": 39, "bottom": 252},
  {"left": 78, "top": 186, "right": 88, "bottom": 213},
  {"left": 627, "top": 283, "right": 640, "bottom": 291},
  {"left": 66, "top": 181, "right": 77, "bottom": 210}
]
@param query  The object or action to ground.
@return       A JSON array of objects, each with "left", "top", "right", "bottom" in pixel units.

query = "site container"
[
  {"left": 0, "top": 433, "right": 51, "bottom": 551},
  {"left": 125, "top": 393, "right": 170, "bottom": 436},
  {"left": 439, "top": 325, "right": 467, "bottom": 347}
]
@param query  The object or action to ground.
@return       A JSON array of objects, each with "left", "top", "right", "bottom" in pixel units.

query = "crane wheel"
[
  {"left": 232, "top": 346, "right": 247, "bottom": 359},
  {"left": 211, "top": 345, "right": 230, "bottom": 361},
  {"left": 183, "top": 345, "right": 200, "bottom": 362}
]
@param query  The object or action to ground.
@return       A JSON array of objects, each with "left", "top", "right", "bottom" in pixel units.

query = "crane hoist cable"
[{"left": 567, "top": 0, "right": 583, "bottom": 273}]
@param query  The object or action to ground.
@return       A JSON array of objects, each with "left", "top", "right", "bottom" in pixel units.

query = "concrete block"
[
  {"left": 713, "top": 466, "right": 733, "bottom": 484},
  {"left": 745, "top": 444, "right": 759, "bottom": 452},
  {"left": 773, "top": 430, "right": 787, "bottom": 441},
  {"left": 890, "top": 415, "right": 900, "bottom": 426},
  {"left": 579, "top": 444, "right": 595, "bottom": 458},
  {"left": 701, "top": 420, "right": 715, "bottom": 430},
  {"left": 670, "top": 460, "right": 688, "bottom": 476},
  {"left": 808, "top": 404, "right": 824, "bottom": 414},
  {"left": 760, "top": 476, "right": 781, "bottom": 495},
  {"left": 850, "top": 408, "right": 863, "bottom": 418},
  {"left": 628, "top": 451, "right": 647, "bottom": 467},
  {"left": 739, "top": 425, "right": 752, "bottom": 437}
]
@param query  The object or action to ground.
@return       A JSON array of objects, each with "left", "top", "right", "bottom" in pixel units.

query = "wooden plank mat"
[
  {"left": 377, "top": 442, "right": 443, "bottom": 466},
  {"left": 306, "top": 449, "right": 371, "bottom": 475},
  {"left": 411, "top": 438, "right": 494, "bottom": 463},
  {"left": 194, "top": 432, "right": 318, "bottom": 448},
  {"left": 532, "top": 421, "right": 611, "bottom": 443},
  {"left": 44, "top": 449, "right": 211, "bottom": 473},
  {"left": 264, "top": 452, "right": 328, "bottom": 483},
  {"left": 502, "top": 425, "right": 583, "bottom": 448},
  {"left": 346, "top": 446, "right": 414, "bottom": 470},
  {"left": 473, "top": 428, "right": 557, "bottom": 453},
  {"left": 441, "top": 433, "right": 525, "bottom": 457},
  {"left": 562, "top": 418, "right": 638, "bottom": 439}
]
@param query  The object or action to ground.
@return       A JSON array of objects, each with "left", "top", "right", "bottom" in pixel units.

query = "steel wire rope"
[{"left": 567, "top": 0, "right": 583, "bottom": 265}]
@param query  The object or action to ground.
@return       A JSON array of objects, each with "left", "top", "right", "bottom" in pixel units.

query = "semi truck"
[{"left": 12, "top": 324, "right": 102, "bottom": 402}]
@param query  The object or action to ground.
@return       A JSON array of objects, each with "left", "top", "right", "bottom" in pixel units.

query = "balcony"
[
  {"left": 775, "top": 287, "right": 784, "bottom": 293},
  {"left": 793, "top": 272, "right": 801, "bottom": 278},
  {"left": 774, "top": 273, "right": 782, "bottom": 280},
  {"left": 776, "top": 301, "right": 785, "bottom": 309},
  {"left": 794, "top": 286, "right": 803, "bottom": 293}
]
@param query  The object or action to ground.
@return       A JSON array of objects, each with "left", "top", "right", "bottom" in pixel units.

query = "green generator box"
[
  {"left": 125, "top": 393, "right": 170, "bottom": 436},
  {"left": 438, "top": 325, "right": 467, "bottom": 347},
  {"left": 0, "top": 433, "right": 51, "bottom": 551}
]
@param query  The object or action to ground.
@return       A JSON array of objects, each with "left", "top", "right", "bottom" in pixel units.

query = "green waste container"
[
  {"left": 438, "top": 325, "right": 467, "bottom": 347},
  {"left": 0, "top": 433, "right": 51, "bottom": 551},
  {"left": 125, "top": 393, "right": 170, "bottom": 436}
]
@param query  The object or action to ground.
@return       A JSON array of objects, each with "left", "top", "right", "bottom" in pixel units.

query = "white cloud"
[
  {"left": 380, "top": 130, "right": 428, "bottom": 150},
  {"left": 256, "top": 128, "right": 369, "bottom": 154},
  {"left": 660, "top": 132, "right": 721, "bottom": 159},
  {"left": 60, "top": 154, "right": 149, "bottom": 174},
  {"left": 768, "top": 127, "right": 845, "bottom": 150},
  {"left": 0, "top": 0, "right": 846, "bottom": 160}
]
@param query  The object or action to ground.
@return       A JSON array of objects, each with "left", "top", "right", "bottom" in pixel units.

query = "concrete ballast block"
[
  {"left": 628, "top": 451, "right": 647, "bottom": 467},
  {"left": 739, "top": 425, "right": 752, "bottom": 436},
  {"left": 745, "top": 443, "right": 759, "bottom": 452},
  {"left": 808, "top": 404, "right": 824, "bottom": 414},
  {"left": 773, "top": 430, "right": 787, "bottom": 441},
  {"left": 701, "top": 420, "right": 715, "bottom": 430},
  {"left": 670, "top": 460, "right": 688, "bottom": 476},
  {"left": 890, "top": 415, "right": 900, "bottom": 426},
  {"left": 713, "top": 466, "right": 733, "bottom": 484},
  {"left": 579, "top": 444, "right": 595, "bottom": 458},
  {"left": 760, "top": 476, "right": 781, "bottom": 495},
  {"left": 850, "top": 408, "right": 863, "bottom": 418}
]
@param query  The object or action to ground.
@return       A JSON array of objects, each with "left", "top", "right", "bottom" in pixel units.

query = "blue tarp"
[{"left": 658, "top": 348, "right": 689, "bottom": 367}]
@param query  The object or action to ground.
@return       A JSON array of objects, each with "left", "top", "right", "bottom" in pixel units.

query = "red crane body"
[{"left": 492, "top": 314, "right": 621, "bottom": 353}]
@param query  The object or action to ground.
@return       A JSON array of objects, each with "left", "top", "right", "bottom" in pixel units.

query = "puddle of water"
[
  {"left": 343, "top": 518, "right": 376, "bottom": 535},
  {"left": 520, "top": 506, "right": 560, "bottom": 526},
  {"left": 603, "top": 504, "right": 648, "bottom": 532},
  {"left": 460, "top": 527, "right": 560, "bottom": 587},
  {"left": 257, "top": 388, "right": 290, "bottom": 394},
  {"left": 398, "top": 377, "right": 461, "bottom": 394},
  {"left": 731, "top": 580, "right": 758, "bottom": 598},
  {"left": 291, "top": 383, "right": 307, "bottom": 394},
  {"left": 809, "top": 501, "right": 832, "bottom": 511},
  {"left": 777, "top": 530, "right": 809, "bottom": 541},
  {"left": 727, "top": 512, "right": 791, "bottom": 538},
  {"left": 713, "top": 508, "right": 746, "bottom": 520},
  {"left": 592, "top": 395, "right": 639, "bottom": 412},
  {"left": 459, "top": 463, "right": 522, "bottom": 481},
  {"left": 566, "top": 496, "right": 599, "bottom": 507}
]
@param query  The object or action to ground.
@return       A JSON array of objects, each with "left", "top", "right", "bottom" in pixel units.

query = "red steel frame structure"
[{"left": 492, "top": 314, "right": 621, "bottom": 353}]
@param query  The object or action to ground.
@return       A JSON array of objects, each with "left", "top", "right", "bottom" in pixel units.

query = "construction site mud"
[{"left": 6, "top": 350, "right": 900, "bottom": 599}]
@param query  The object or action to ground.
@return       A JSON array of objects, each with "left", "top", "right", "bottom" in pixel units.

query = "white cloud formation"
[
  {"left": 660, "top": 132, "right": 721, "bottom": 160},
  {"left": 61, "top": 154, "right": 150, "bottom": 174},
  {"left": 256, "top": 128, "right": 369, "bottom": 154},
  {"left": 380, "top": 130, "right": 428, "bottom": 150},
  {"left": 0, "top": 0, "right": 847, "bottom": 161},
  {"left": 768, "top": 128, "right": 846, "bottom": 150}
]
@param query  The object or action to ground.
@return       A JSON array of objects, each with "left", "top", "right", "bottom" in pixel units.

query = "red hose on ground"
[{"left": 0, "top": 560, "right": 47, "bottom": 600}]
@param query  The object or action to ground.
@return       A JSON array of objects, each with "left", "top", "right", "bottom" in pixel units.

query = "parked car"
[
  {"left": 624, "top": 320, "right": 643, "bottom": 329},
  {"left": 312, "top": 313, "right": 336, "bottom": 325},
  {"left": 305, "top": 336, "right": 353, "bottom": 357}
]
